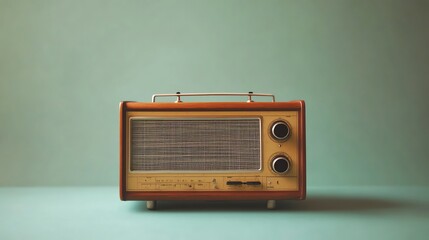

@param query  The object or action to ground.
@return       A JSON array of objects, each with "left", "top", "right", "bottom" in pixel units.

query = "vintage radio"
[{"left": 119, "top": 92, "right": 306, "bottom": 209}]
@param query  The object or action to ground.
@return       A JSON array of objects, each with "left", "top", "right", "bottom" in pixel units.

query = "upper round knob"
[{"left": 271, "top": 121, "right": 290, "bottom": 140}]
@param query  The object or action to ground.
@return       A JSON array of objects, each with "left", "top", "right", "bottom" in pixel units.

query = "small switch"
[
  {"left": 226, "top": 181, "right": 243, "bottom": 186},
  {"left": 246, "top": 181, "right": 262, "bottom": 186}
]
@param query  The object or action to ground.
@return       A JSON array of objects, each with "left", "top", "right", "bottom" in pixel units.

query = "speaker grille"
[{"left": 130, "top": 118, "right": 261, "bottom": 171}]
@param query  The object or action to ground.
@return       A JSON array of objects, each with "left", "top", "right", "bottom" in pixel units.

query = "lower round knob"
[{"left": 271, "top": 156, "right": 290, "bottom": 174}]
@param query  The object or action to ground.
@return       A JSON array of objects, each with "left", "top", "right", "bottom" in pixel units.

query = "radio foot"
[
  {"left": 146, "top": 201, "right": 157, "bottom": 210},
  {"left": 267, "top": 200, "right": 276, "bottom": 210}
]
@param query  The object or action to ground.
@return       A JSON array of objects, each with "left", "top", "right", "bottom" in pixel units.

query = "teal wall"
[{"left": 1, "top": 0, "right": 428, "bottom": 186}]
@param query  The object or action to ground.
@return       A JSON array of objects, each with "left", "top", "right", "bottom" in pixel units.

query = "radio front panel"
[{"left": 125, "top": 111, "right": 300, "bottom": 192}]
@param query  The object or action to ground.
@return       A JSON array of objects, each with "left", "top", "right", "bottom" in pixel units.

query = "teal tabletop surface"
[{"left": 0, "top": 186, "right": 427, "bottom": 240}]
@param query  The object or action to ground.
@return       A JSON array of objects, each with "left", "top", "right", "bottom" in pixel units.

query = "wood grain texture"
[
  {"left": 125, "top": 191, "right": 304, "bottom": 201},
  {"left": 124, "top": 101, "right": 304, "bottom": 111},
  {"left": 298, "top": 100, "right": 306, "bottom": 200},
  {"left": 119, "top": 102, "right": 128, "bottom": 201}
]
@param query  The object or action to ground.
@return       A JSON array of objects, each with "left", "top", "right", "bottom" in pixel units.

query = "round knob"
[
  {"left": 271, "top": 121, "right": 290, "bottom": 140},
  {"left": 271, "top": 156, "right": 290, "bottom": 174}
]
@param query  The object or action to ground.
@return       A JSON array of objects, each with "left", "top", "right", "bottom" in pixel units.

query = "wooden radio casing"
[{"left": 120, "top": 98, "right": 306, "bottom": 208}]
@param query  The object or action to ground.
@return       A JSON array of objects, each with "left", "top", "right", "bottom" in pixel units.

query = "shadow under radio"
[{"left": 129, "top": 194, "right": 413, "bottom": 213}]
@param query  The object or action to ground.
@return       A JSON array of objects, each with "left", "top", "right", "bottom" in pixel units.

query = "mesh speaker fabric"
[{"left": 130, "top": 118, "right": 261, "bottom": 171}]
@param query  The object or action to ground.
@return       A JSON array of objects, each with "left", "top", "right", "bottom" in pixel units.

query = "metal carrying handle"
[{"left": 152, "top": 92, "right": 276, "bottom": 103}]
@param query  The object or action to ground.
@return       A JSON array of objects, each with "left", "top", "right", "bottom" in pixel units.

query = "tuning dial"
[
  {"left": 271, "top": 121, "right": 290, "bottom": 141},
  {"left": 271, "top": 156, "right": 290, "bottom": 174}
]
